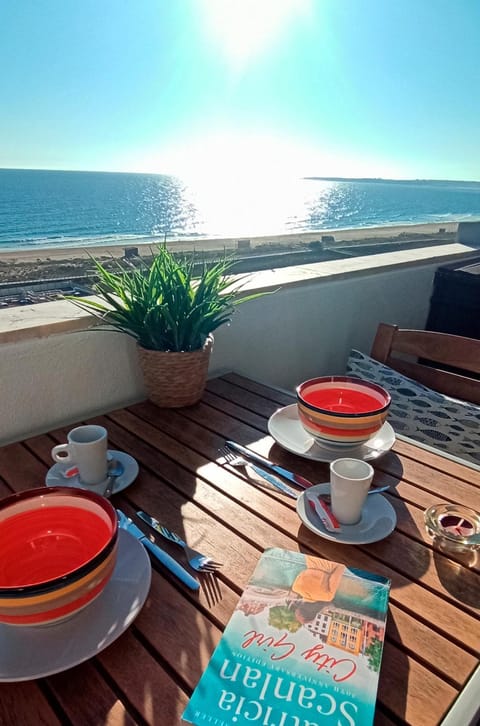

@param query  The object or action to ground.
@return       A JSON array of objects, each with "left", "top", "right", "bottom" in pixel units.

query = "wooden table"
[{"left": 0, "top": 373, "right": 479, "bottom": 726}]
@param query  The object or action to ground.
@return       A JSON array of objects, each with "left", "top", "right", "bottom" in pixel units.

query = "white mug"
[
  {"left": 51, "top": 425, "right": 108, "bottom": 485},
  {"left": 330, "top": 458, "right": 374, "bottom": 525}
]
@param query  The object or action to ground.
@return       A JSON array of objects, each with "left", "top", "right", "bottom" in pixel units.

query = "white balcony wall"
[{"left": 0, "top": 243, "right": 474, "bottom": 445}]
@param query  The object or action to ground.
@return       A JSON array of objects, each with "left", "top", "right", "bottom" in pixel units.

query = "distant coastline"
[
  {"left": 304, "top": 176, "right": 480, "bottom": 185},
  {"left": 2, "top": 168, "right": 480, "bottom": 185}
]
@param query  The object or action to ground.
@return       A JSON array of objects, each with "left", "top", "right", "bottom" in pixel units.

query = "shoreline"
[
  {"left": 0, "top": 221, "right": 458, "bottom": 265},
  {"left": 0, "top": 222, "right": 458, "bottom": 286}
]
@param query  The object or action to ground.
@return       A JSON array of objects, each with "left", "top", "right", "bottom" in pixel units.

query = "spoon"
[
  {"left": 102, "top": 459, "right": 124, "bottom": 498},
  {"left": 367, "top": 485, "right": 390, "bottom": 495},
  {"left": 321, "top": 485, "right": 390, "bottom": 504}
]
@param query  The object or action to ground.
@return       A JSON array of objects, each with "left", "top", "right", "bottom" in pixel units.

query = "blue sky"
[{"left": 1, "top": 0, "right": 479, "bottom": 180}]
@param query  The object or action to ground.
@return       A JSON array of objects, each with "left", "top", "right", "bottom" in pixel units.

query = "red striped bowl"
[
  {"left": 296, "top": 376, "right": 391, "bottom": 447},
  {"left": 0, "top": 487, "right": 118, "bottom": 626}
]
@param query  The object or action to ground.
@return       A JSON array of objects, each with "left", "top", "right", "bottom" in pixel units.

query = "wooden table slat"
[
  {"left": 47, "top": 660, "right": 140, "bottom": 726},
  {"left": 0, "top": 682, "right": 63, "bottom": 726}
]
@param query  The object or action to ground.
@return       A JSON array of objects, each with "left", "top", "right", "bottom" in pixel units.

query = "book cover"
[{"left": 182, "top": 547, "right": 390, "bottom": 726}]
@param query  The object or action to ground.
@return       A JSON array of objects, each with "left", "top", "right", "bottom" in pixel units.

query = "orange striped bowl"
[
  {"left": 296, "top": 376, "right": 391, "bottom": 447},
  {"left": 0, "top": 487, "right": 118, "bottom": 626}
]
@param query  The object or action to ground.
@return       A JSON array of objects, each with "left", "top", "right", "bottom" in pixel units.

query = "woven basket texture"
[{"left": 137, "top": 335, "right": 214, "bottom": 408}]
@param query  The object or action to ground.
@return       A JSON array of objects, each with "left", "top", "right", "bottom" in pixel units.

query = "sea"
[{"left": 1, "top": 168, "right": 480, "bottom": 253}]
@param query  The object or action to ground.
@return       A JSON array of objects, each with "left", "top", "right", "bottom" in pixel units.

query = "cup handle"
[{"left": 51, "top": 443, "right": 72, "bottom": 463}]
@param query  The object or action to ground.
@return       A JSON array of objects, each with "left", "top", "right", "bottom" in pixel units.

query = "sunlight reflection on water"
[{"left": 180, "top": 177, "right": 341, "bottom": 237}]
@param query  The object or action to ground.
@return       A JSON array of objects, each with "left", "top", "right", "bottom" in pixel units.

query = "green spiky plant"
[{"left": 71, "top": 246, "right": 265, "bottom": 352}]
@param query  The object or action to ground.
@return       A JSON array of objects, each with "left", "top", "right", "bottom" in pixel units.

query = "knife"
[
  {"left": 225, "top": 440, "right": 314, "bottom": 490},
  {"left": 116, "top": 509, "right": 200, "bottom": 591},
  {"left": 245, "top": 463, "right": 299, "bottom": 499}
]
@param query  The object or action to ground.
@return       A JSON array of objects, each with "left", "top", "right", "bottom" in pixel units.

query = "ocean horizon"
[{"left": 1, "top": 168, "right": 480, "bottom": 253}]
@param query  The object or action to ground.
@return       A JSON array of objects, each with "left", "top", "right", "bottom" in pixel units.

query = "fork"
[
  {"left": 220, "top": 447, "right": 298, "bottom": 499},
  {"left": 157, "top": 527, "right": 222, "bottom": 573},
  {"left": 136, "top": 512, "right": 222, "bottom": 573}
]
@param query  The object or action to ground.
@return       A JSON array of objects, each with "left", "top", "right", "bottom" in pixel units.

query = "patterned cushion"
[{"left": 346, "top": 349, "right": 480, "bottom": 465}]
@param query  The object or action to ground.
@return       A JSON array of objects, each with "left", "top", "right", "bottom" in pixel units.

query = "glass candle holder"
[{"left": 424, "top": 503, "right": 480, "bottom": 554}]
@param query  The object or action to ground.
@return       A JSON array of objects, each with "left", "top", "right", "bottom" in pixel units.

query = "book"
[{"left": 182, "top": 547, "right": 390, "bottom": 726}]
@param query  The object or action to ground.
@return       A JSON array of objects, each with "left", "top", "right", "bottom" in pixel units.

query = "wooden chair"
[{"left": 370, "top": 323, "right": 480, "bottom": 405}]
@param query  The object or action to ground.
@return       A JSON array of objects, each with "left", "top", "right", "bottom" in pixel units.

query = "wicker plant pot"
[{"left": 137, "top": 335, "right": 214, "bottom": 408}]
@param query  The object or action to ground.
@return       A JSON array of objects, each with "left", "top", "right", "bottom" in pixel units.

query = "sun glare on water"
[{"left": 203, "top": 0, "right": 311, "bottom": 68}]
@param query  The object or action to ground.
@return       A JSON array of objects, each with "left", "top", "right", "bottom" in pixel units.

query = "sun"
[{"left": 202, "top": 0, "right": 310, "bottom": 69}]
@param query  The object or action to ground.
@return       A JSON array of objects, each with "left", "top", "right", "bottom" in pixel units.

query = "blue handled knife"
[
  {"left": 225, "top": 440, "right": 314, "bottom": 490},
  {"left": 116, "top": 510, "right": 200, "bottom": 591},
  {"left": 248, "top": 463, "right": 298, "bottom": 499}
]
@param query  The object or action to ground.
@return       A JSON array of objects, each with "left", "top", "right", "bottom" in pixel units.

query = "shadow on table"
[
  {"left": 432, "top": 543, "right": 479, "bottom": 605},
  {"left": 376, "top": 613, "right": 410, "bottom": 723},
  {"left": 64, "top": 411, "right": 223, "bottom": 725},
  {"left": 200, "top": 570, "right": 223, "bottom": 606}
]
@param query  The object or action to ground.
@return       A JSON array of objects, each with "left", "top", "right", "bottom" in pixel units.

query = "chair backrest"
[{"left": 370, "top": 323, "right": 480, "bottom": 405}]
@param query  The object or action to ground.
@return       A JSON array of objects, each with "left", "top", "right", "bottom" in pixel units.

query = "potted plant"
[{"left": 72, "top": 246, "right": 264, "bottom": 407}]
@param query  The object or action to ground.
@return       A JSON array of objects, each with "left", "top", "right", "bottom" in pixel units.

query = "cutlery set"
[
  {"left": 136, "top": 512, "right": 222, "bottom": 573},
  {"left": 116, "top": 440, "right": 389, "bottom": 591},
  {"left": 220, "top": 440, "right": 390, "bottom": 517},
  {"left": 116, "top": 509, "right": 222, "bottom": 592},
  {"left": 116, "top": 510, "right": 201, "bottom": 591},
  {"left": 220, "top": 447, "right": 299, "bottom": 499},
  {"left": 225, "top": 440, "right": 315, "bottom": 490}
]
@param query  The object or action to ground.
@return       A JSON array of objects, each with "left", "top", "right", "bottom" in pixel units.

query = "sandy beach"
[{"left": 0, "top": 221, "right": 458, "bottom": 284}]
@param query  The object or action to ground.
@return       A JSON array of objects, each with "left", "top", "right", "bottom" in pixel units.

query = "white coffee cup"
[
  {"left": 329, "top": 458, "right": 374, "bottom": 525},
  {"left": 51, "top": 425, "right": 108, "bottom": 485}
]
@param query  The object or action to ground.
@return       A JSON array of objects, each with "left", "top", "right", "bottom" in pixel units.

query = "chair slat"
[{"left": 371, "top": 323, "right": 480, "bottom": 404}]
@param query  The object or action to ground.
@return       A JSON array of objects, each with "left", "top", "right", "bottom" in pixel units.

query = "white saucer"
[
  {"left": 268, "top": 404, "right": 395, "bottom": 462},
  {"left": 0, "top": 529, "right": 151, "bottom": 681},
  {"left": 297, "top": 483, "right": 397, "bottom": 544},
  {"left": 46, "top": 450, "right": 139, "bottom": 495}
]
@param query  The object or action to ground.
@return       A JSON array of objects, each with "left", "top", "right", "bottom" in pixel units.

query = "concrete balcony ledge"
[
  {"left": 0, "top": 240, "right": 477, "bottom": 446},
  {"left": 0, "top": 241, "right": 474, "bottom": 345},
  {"left": 0, "top": 298, "right": 96, "bottom": 344}
]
